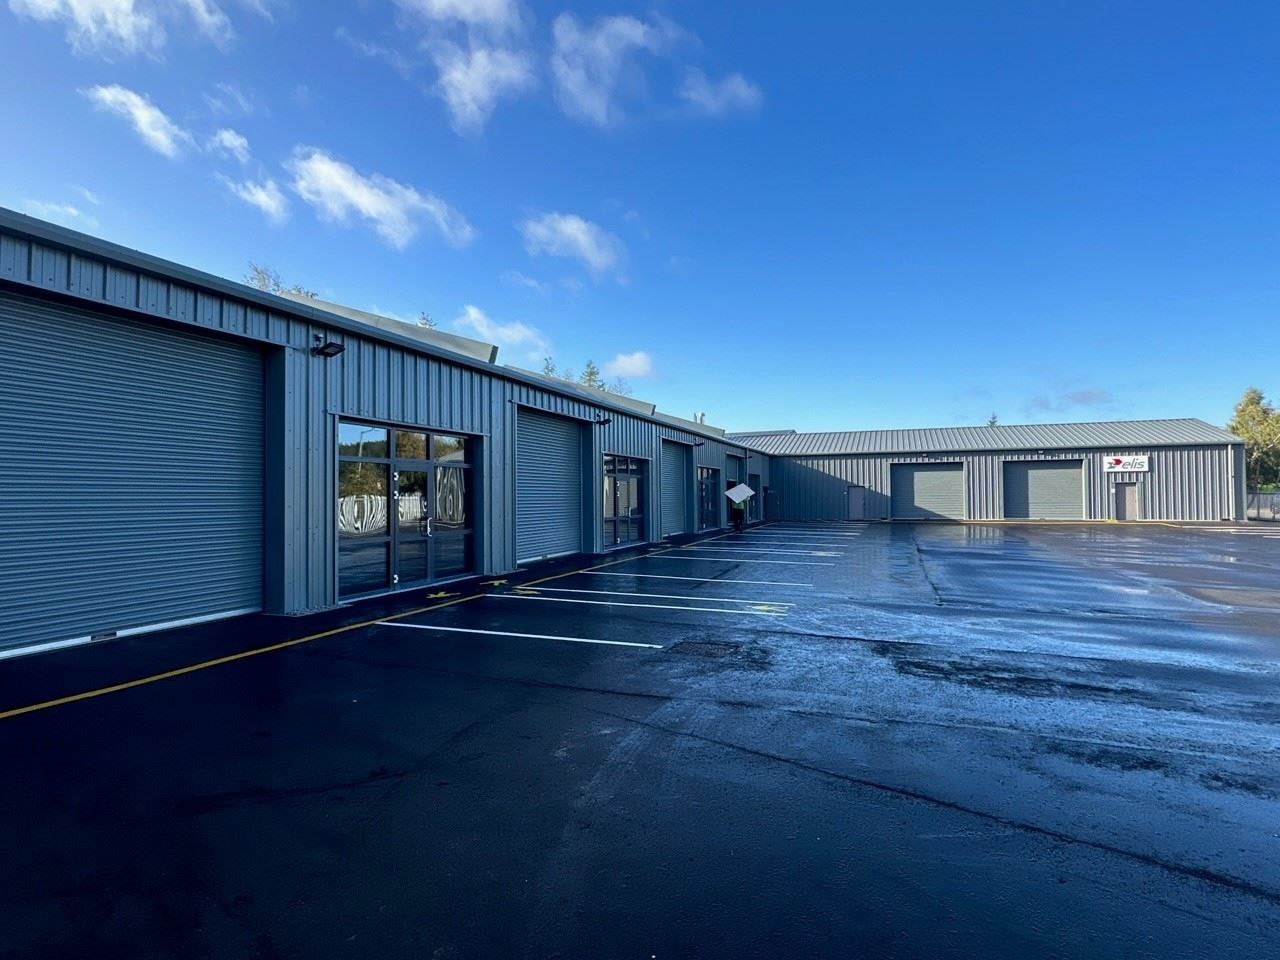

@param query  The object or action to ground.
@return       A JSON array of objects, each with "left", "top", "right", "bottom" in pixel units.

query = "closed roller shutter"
[
  {"left": 890, "top": 463, "right": 965, "bottom": 520},
  {"left": 0, "top": 293, "right": 264, "bottom": 652},
  {"left": 1003, "top": 460, "right": 1084, "bottom": 519},
  {"left": 516, "top": 408, "right": 583, "bottom": 563},
  {"left": 660, "top": 441, "right": 690, "bottom": 537}
]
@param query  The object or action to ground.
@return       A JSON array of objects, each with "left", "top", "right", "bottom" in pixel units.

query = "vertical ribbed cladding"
[{"left": 770, "top": 446, "right": 1236, "bottom": 522}]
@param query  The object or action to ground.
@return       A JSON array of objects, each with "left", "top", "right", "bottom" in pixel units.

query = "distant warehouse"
[
  {"left": 729, "top": 421, "right": 1246, "bottom": 523},
  {"left": 0, "top": 206, "right": 1248, "bottom": 657}
]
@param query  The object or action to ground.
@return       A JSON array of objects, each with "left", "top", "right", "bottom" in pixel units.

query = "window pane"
[
  {"left": 433, "top": 532, "right": 472, "bottom": 578},
  {"left": 339, "top": 541, "right": 388, "bottom": 595},
  {"left": 338, "top": 462, "right": 389, "bottom": 536},
  {"left": 396, "top": 431, "right": 428, "bottom": 460},
  {"left": 338, "top": 422, "right": 388, "bottom": 458},
  {"left": 434, "top": 466, "right": 469, "bottom": 531},
  {"left": 433, "top": 434, "right": 468, "bottom": 463},
  {"left": 603, "top": 474, "right": 617, "bottom": 518},
  {"left": 397, "top": 539, "right": 430, "bottom": 584}
]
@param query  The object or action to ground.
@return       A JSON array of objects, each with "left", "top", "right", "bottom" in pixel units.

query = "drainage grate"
[{"left": 670, "top": 640, "right": 741, "bottom": 658}]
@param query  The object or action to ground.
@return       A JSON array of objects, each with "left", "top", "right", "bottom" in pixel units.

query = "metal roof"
[
  {"left": 0, "top": 206, "right": 753, "bottom": 449},
  {"left": 728, "top": 419, "right": 1242, "bottom": 456}
]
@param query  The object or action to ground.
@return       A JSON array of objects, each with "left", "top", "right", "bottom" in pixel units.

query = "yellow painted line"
[
  {"left": 0, "top": 528, "right": 764, "bottom": 724},
  {"left": 0, "top": 593, "right": 483, "bottom": 723}
]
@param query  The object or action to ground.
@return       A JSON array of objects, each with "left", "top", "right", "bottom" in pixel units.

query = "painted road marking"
[
  {"left": 587, "top": 572, "right": 815, "bottom": 587},
  {"left": 680, "top": 545, "right": 843, "bottom": 556},
  {"left": 715, "top": 540, "right": 858, "bottom": 548},
  {"left": 378, "top": 622, "right": 662, "bottom": 649},
  {"left": 734, "top": 535, "right": 862, "bottom": 542},
  {"left": 493, "top": 594, "right": 787, "bottom": 617},
  {"left": 0, "top": 593, "right": 485, "bottom": 723},
  {"left": 517, "top": 586, "right": 796, "bottom": 606},
  {"left": 644, "top": 555, "right": 836, "bottom": 566},
  {"left": 762, "top": 531, "right": 862, "bottom": 537}
]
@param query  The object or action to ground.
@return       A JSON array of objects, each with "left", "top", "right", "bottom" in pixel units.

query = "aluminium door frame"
[
  {"left": 333, "top": 414, "right": 480, "bottom": 601},
  {"left": 602, "top": 451, "right": 652, "bottom": 549}
]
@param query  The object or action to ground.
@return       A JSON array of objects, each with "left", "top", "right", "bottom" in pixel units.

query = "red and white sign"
[{"left": 1103, "top": 455, "right": 1149, "bottom": 473}]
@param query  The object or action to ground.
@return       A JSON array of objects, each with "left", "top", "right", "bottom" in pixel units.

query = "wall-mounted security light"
[
  {"left": 311, "top": 335, "right": 345, "bottom": 358},
  {"left": 693, "top": 441, "right": 706, "bottom": 447},
  {"left": 594, "top": 416, "right": 612, "bottom": 425}
]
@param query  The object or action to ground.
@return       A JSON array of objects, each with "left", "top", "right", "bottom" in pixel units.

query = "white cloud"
[
  {"left": 82, "top": 84, "right": 192, "bottom": 158},
  {"left": 285, "top": 146, "right": 475, "bottom": 250},
  {"left": 177, "top": 0, "right": 231, "bottom": 46},
  {"left": 203, "top": 80, "right": 258, "bottom": 115},
  {"left": 519, "top": 212, "right": 624, "bottom": 275},
  {"left": 500, "top": 269, "right": 545, "bottom": 294},
  {"left": 10, "top": 0, "right": 164, "bottom": 56},
  {"left": 237, "top": 0, "right": 274, "bottom": 20},
  {"left": 74, "top": 185, "right": 101, "bottom": 205},
  {"left": 396, "top": 0, "right": 520, "bottom": 31},
  {"left": 605, "top": 351, "right": 653, "bottom": 379},
  {"left": 10, "top": 0, "right": 241, "bottom": 56},
  {"left": 208, "top": 127, "right": 250, "bottom": 164},
  {"left": 550, "top": 12, "right": 681, "bottom": 127},
  {"left": 432, "top": 42, "right": 536, "bottom": 135},
  {"left": 20, "top": 199, "right": 99, "bottom": 230},
  {"left": 679, "top": 68, "right": 761, "bottom": 116},
  {"left": 336, "top": 27, "right": 416, "bottom": 78},
  {"left": 452, "top": 304, "right": 548, "bottom": 362},
  {"left": 218, "top": 175, "right": 288, "bottom": 223}
]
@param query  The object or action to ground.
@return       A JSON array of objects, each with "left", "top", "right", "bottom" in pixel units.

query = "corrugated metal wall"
[
  {"left": 0, "top": 226, "right": 760, "bottom": 618},
  {"left": 773, "top": 447, "right": 1239, "bottom": 522}
]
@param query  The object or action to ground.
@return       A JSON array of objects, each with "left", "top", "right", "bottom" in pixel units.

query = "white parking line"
[
  {"left": 494, "top": 594, "right": 786, "bottom": 616},
  {"left": 680, "top": 547, "right": 841, "bottom": 557},
  {"left": 518, "top": 586, "right": 796, "bottom": 606},
  {"left": 588, "top": 571, "right": 814, "bottom": 587},
  {"left": 378, "top": 622, "right": 663, "bottom": 649},
  {"left": 716, "top": 540, "right": 857, "bottom": 548},
  {"left": 736, "top": 534, "right": 864, "bottom": 541},
  {"left": 646, "top": 555, "right": 836, "bottom": 566}
]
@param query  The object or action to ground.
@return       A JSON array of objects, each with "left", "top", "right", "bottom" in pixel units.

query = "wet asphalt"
[{"left": 2, "top": 522, "right": 1279, "bottom": 959}]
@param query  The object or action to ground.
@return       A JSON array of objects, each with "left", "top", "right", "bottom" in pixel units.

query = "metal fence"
[{"left": 1247, "top": 491, "right": 1280, "bottom": 521}]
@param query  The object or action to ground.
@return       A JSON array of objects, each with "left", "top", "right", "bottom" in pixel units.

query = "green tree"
[
  {"left": 578, "top": 359, "right": 604, "bottom": 390},
  {"left": 986, "top": 413, "right": 999, "bottom": 427},
  {"left": 417, "top": 311, "right": 436, "bottom": 329},
  {"left": 537, "top": 356, "right": 632, "bottom": 396},
  {"left": 244, "top": 262, "right": 316, "bottom": 298},
  {"left": 1227, "top": 387, "right": 1280, "bottom": 488}
]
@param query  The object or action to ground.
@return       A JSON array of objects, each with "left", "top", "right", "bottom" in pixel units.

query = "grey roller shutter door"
[
  {"left": 890, "top": 463, "right": 965, "bottom": 519},
  {"left": 1003, "top": 461, "right": 1084, "bottom": 519},
  {"left": 0, "top": 293, "right": 264, "bottom": 653},
  {"left": 660, "top": 441, "right": 689, "bottom": 537},
  {"left": 516, "top": 409, "right": 583, "bottom": 563}
]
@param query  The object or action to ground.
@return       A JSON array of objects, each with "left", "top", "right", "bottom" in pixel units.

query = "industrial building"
[
  {"left": 0, "top": 208, "right": 1247, "bottom": 655},
  {"left": 732, "top": 421, "right": 1246, "bottom": 523}
]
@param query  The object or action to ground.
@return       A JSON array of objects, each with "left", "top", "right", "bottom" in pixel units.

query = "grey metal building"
[
  {"left": 730, "top": 421, "right": 1246, "bottom": 524},
  {"left": 0, "top": 209, "right": 768, "bottom": 654},
  {"left": 0, "top": 207, "right": 1247, "bottom": 656}
]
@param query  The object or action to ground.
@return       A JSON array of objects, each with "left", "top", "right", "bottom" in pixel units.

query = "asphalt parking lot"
[{"left": 3, "top": 522, "right": 1278, "bottom": 959}]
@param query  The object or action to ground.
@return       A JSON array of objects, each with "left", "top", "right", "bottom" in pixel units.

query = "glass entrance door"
[
  {"left": 339, "top": 422, "right": 475, "bottom": 598},
  {"left": 603, "top": 455, "right": 646, "bottom": 546},
  {"left": 697, "top": 467, "right": 721, "bottom": 530}
]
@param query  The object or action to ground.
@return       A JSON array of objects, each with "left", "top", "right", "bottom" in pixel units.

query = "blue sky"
[{"left": 3, "top": 1, "right": 1277, "bottom": 433}]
